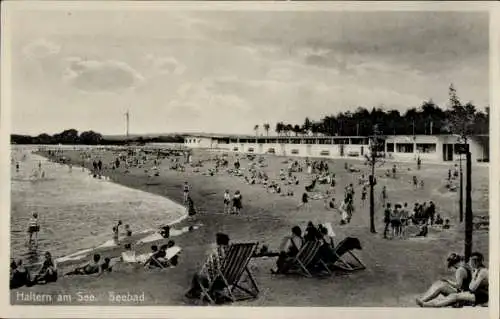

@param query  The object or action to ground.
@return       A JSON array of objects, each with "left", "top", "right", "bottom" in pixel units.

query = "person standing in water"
[{"left": 27, "top": 212, "right": 40, "bottom": 247}]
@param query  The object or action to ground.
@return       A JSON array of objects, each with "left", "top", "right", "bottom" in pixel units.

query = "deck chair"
[
  {"left": 198, "top": 243, "right": 260, "bottom": 304},
  {"left": 283, "top": 240, "right": 330, "bottom": 277},
  {"left": 329, "top": 237, "right": 366, "bottom": 271}
]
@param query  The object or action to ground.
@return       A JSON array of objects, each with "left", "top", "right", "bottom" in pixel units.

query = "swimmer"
[{"left": 27, "top": 212, "right": 40, "bottom": 247}]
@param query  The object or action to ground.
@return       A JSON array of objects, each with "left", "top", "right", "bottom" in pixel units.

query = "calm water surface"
[{"left": 10, "top": 146, "right": 186, "bottom": 264}]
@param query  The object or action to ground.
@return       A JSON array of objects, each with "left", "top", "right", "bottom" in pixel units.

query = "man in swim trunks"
[{"left": 27, "top": 212, "right": 40, "bottom": 246}]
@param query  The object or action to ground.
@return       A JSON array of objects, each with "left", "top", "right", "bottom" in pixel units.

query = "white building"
[{"left": 182, "top": 133, "right": 489, "bottom": 164}]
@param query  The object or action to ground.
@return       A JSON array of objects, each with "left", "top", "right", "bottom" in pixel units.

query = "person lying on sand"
[{"left": 65, "top": 254, "right": 103, "bottom": 276}]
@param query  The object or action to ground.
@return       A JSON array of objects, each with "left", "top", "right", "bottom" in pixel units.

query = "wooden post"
[{"left": 459, "top": 155, "right": 464, "bottom": 223}]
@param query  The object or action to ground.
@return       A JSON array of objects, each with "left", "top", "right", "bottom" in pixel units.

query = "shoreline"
[
  {"left": 12, "top": 151, "right": 194, "bottom": 270},
  {"left": 10, "top": 147, "right": 489, "bottom": 306}
]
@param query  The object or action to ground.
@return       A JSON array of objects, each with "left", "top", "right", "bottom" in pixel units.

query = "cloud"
[
  {"left": 63, "top": 57, "right": 145, "bottom": 93},
  {"left": 22, "top": 38, "right": 61, "bottom": 60},
  {"left": 145, "top": 54, "right": 186, "bottom": 75}
]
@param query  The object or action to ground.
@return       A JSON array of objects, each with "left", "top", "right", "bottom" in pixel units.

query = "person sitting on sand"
[
  {"left": 418, "top": 252, "right": 489, "bottom": 307},
  {"left": 271, "top": 226, "right": 303, "bottom": 274},
  {"left": 160, "top": 225, "right": 171, "bottom": 238},
  {"left": 304, "top": 221, "right": 321, "bottom": 241},
  {"left": 185, "top": 233, "right": 231, "bottom": 303},
  {"left": 65, "top": 254, "right": 102, "bottom": 276},
  {"left": 435, "top": 214, "right": 444, "bottom": 226},
  {"left": 10, "top": 259, "right": 31, "bottom": 289},
  {"left": 101, "top": 257, "right": 113, "bottom": 273},
  {"left": 443, "top": 219, "right": 451, "bottom": 230},
  {"left": 415, "top": 220, "right": 429, "bottom": 237},
  {"left": 33, "top": 251, "right": 57, "bottom": 284},
  {"left": 416, "top": 253, "right": 472, "bottom": 306}
]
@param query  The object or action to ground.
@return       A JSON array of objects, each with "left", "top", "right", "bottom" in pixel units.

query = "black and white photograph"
[{"left": 1, "top": 1, "right": 496, "bottom": 316}]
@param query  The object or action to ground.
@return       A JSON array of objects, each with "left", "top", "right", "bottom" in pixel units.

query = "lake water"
[{"left": 10, "top": 146, "right": 187, "bottom": 265}]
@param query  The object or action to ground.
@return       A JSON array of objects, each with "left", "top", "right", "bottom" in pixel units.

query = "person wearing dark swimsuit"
[{"left": 416, "top": 253, "right": 472, "bottom": 306}]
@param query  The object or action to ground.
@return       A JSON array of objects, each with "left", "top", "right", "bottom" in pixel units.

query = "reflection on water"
[{"left": 10, "top": 146, "right": 186, "bottom": 265}]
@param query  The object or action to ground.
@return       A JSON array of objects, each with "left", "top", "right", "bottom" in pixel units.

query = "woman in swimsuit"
[
  {"left": 418, "top": 252, "right": 488, "bottom": 307},
  {"left": 416, "top": 253, "right": 473, "bottom": 306}
]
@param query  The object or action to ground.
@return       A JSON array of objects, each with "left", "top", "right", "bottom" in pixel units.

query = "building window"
[
  {"left": 257, "top": 139, "right": 265, "bottom": 144},
  {"left": 233, "top": 147, "right": 239, "bottom": 151},
  {"left": 230, "top": 139, "right": 238, "bottom": 143},
  {"left": 386, "top": 143, "right": 394, "bottom": 152},
  {"left": 320, "top": 150, "right": 330, "bottom": 156},
  {"left": 267, "top": 148, "right": 276, "bottom": 154},
  {"left": 416, "top": 143, "right": 437, "bottom": 153},
  {"left": 248, "top": 147, "right": 254, "bottom": 153},
  {"left": 396, "top": 143, "right": 414, "bottom": 153},
  {"left": 291, "top": 149, "right": 299, "bottom": 154},
  {"left": 278, "top": 138, "right": 289, "bottom": 144},
  {"left": 291, "top": 139, "right": 301, "bottom": 144}
]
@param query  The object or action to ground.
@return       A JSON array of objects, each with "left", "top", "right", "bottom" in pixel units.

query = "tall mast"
[{"left": 125, "top": 109, "right": 130, "bottom": 138}]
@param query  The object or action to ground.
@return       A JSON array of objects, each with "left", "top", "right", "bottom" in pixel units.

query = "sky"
[{"left": 8, "top": 8, "right": 489, "bottom": 136}]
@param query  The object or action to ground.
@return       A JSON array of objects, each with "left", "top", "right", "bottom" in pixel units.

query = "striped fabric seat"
[
  {"left": 285, "top": 240, "right": 330, "bottom": 277},
  {"left": 197, "top": 243, "right": 260, "bottom": 304}
]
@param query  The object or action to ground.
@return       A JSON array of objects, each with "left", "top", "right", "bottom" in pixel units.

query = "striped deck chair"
[
  {"left": 329, "top": 237, "right": 366, "bottom": 271},
  {"left": 199, "top": 243, "right": 260, "bottom": 304},
  {"left": 284, "top": 240, "right": 329, "bottom": 277}
]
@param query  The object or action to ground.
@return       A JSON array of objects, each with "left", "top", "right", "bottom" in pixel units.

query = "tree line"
[
  {"left": 254, "top": 85, "right": 488, "bottom": 138},
  {"left": 11, "top": 129, "right": 184, "bottom": 145}
]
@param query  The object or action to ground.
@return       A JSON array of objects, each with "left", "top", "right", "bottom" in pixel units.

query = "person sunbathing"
[
  {"left": 65, "top": 254, "right": 103, "bottom": 276},
  {"left": 418, "top": 252, "right": 488, "bottom": 307},
  {"left": 10, "top": 259, "right": 31, "bottom": 289},
  {"left": 271, "top": 226, "right": 303, "bottom": 274},
  {"left": 33, "top": 251, "right": 57, "bottom": 284},
  {"left": 185, "top": 233, "right": 231, "bottom": 303},
  {"left": 416, "top": 253, "right": 472, "bottom": 306}
]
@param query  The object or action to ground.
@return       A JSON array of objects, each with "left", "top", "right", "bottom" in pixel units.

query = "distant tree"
[
  {"left": 285, "top": 124, "right": 293, "bottom": 137},
  {"left": 302, "top": 117, "right": 312, "bottom": 135},
  {"left": 55, "top": 129, "right": 79, "bottom": 144},
  {"left": 293, "top": 124, "right": 301, "bottom": 136},
  {"left": 446, "top": 84, "right": 476, "bottom": 143},
  {"left": 275, "top": 122, "right": 283, "bottom": 136},
  {"left": 254, "top": 124, "right": 259, "bottom": 136},
  {"left": 36, "top": 133, "right": 53, "bottom": 144},
  {"left": 79, "top": 131, "right": 103, "bottom": 145},
  {"left": 263, "top": 123, "right": 270, "bottom": 136}
]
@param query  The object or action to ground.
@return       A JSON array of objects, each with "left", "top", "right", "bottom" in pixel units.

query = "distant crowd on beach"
[{"left": 10, "top": 147, "right": 488, "bottom": 308}]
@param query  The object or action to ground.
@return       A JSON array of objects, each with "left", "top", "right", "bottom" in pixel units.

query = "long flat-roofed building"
[{"left": 182, "top": 133, "right": 489, "bottom": 164}]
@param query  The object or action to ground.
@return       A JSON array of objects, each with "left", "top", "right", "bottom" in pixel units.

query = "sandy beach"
[{"left": 10, "top": 147, "right": 489, "bottom": 307}]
